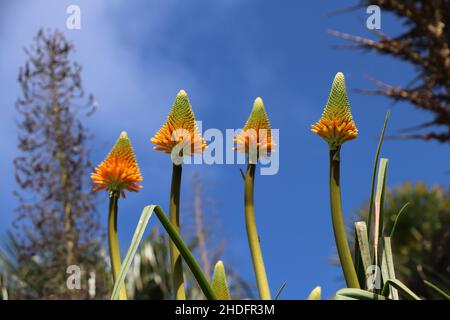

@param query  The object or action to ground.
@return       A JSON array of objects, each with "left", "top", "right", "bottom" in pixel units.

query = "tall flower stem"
[
  {"left": 169, "top": 163, "right": 186, "bottom": 300},
  {"left": 108, "top": 191, "right": 128, "bottom": 300},
  {"left": 244, "top": 163, "right": 271, "bottom": 300},
  {"left": 329, "top": 147, "right": 359, "bottom": 288}
]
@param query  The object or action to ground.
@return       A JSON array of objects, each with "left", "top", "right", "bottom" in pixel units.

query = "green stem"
[
  {"left": 244, "top": 163, "right": 271, "bottom": 299},
  {"left": 108, "top": 192, "right": 127, "bottom": 300},
  {"left": 154, "top": 206, "right": 217, "bottom": 300},
  {"left": 169, "top": 163, "right": 186, "bottom": 300},
  {"left": 329, "top": 147, "right": 360, "bottom": 288}
]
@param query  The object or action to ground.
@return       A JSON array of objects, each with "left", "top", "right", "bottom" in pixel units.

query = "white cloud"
[{"left": 0, "top": 0, "right": 204, "bottom": 222}]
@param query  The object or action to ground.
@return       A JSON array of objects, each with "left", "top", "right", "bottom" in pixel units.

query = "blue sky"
[{"left": 0, "top": 0, "right": 448, "bottom": 299}]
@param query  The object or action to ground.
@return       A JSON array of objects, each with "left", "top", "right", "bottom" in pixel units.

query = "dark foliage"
[
  {"left": 330, "top": 0, "right": 450, "bottom": 142},
  {"left": 354, "top": 182, "right": 450, "bottom": 299}
]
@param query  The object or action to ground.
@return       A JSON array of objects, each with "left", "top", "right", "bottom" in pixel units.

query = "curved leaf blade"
[
  {"left": 335, "top": 288, "right": 388, "bottom": 300},
  {"left": 111, "top": 205, "right": 155, "bottom": 300},
  {"left": 382, "top": 279, "right": 421, "bottom": 300},
  {"left": 111, "top": 205, "right": 217, "bottom": 300}
]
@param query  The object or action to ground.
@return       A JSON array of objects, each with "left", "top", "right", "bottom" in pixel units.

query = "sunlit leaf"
[
  {"left": 335, "top": 288, "right": 388, "bottom": 300},
  {"left": 367, "top": 111, "right": 390, "bottom": 244},
  {"left": 354, "top": 221, "right": 371, "bottom": 289},
  {"left": 380, "top": 237, "right": 398, "bottom": 299},
  {"left": 382, "top": 279, "right": 421, "bottom": 300},
  {"left": 111, "top": 205, "right": 216, "bottom": 300}
]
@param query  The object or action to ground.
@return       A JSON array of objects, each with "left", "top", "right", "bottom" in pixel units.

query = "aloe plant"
[
  {"left": 312, "top": 72, "right": 359, "bottom": 288},
  {"left": 78, "top": 78, "right": 447, "bottom": 303},
  {"left": 235, "top": 97, "right": 273, "bottom": 300},
  {"left": 333, "top": 111, "right": 432, "bottom": 301},
  {"left": 91, "top": 131, "right": 143, "bottom": 300},
  {"left": 151, "top": 90, "right": 206, "bottom": 300}
]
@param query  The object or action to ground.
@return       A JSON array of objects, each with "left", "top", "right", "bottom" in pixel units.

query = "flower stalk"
[
  {"left": 108, "top": 191, "right": 128, "bottom": 300},
  {"left": 91, "top": 131, "right": 142, "bottom": 299},
  {"left": 235, "top": 97, "right": 273, "bottom": 300},
  {"left": 169, "top": 163, "right": 186, "bottom": 299},
  {"left": 244, "top": 163, "right": 271, "bottom": 299},
  {"left": 329, "top": 147, "right": 359, "bottom": 288},
  {"left": 311, "top": 72, "right": 360, "bottom": 288},
  {"left": 151, "top": 90, "right": 206, "bottom": 299}
]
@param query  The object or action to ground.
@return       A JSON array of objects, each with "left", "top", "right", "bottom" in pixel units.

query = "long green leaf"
[
  {"left": 335, "top": 288, "right": 388, "bottom": 300},
  {"left": 111, "top": 205, "right": 217, "bottom": 300},
  {"left": 274, "top": 282, "right": 287, "bottom": 300},
  {"left": 380, "top": 237, "right": 398, "bottom": 299},
  {"left": 111, "top": 205, "right": 154, "bottom": 300},
  {"left": 382, "top": 279, "right": 421, "bottom": 300},
  {"left": 353, "top": 231, "right": 363, "bottom": 288},
  {"left": 334, "top": 295, "right": 358, "bottom": 300},
  {"left": 152, "top": 206, "right": 217, "bottom": 300},
  {"left": 354, "top": 221, "right": 372, "bottom": 289},
  {"left": 367, "top": 111, "right": 390, "bottom": 244},
  {"left": 389, "top": 202, "right": 409, "bottom": 238},
  {"left": 373, "top": 158, "right": 388, "bottom": 266},
  {"left": 423, "top": 280, "right": 450, "bottom": 300}
]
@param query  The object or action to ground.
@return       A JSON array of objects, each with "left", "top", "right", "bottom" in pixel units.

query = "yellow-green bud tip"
[
  {"left": 243, "top": 97, "right": 271, "bottom": 131},
  {"left": 254, "top": 97, "right": 264, "bottom": 108},
  {"left": 235, "top": 96, "right": 273, "bottom": 156},
  {"left": 120, "top": 131, "right": 128, "bottom": 139},
  {"left": 307, "top": 286, "right": 322, "bottom": 300},
  {"left": 335, "top": 72, "right": 344, "bottom": 81},
  {"left": 211, "top": 260, "right": 231, "bottom": 300},
  {"left": 178, "top": 89, "right": 187, "bottom": 97}
]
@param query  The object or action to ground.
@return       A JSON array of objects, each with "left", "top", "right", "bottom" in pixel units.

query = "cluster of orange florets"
[
  {"left": 311, "top": 72, "right": 358, "bottom": 149},
  {"left": 91, "top": 131, "right": 142, "bottom": 198}
]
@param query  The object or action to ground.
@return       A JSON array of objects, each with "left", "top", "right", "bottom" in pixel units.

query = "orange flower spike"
[
  {"left": 311, "top": 72, "right": 358, "bottom": 149},
  {"left": 235, "top": 97, "right": 273, "bottom": 157},
  {"left": 311, "top": 72, "right": 360, "bottom": 288},
  {"left": 151, "top": 90, "right": 206, "bottom": 155},
  {"left": 91, "top": 131, "right": 143, "bottom": 198},
  {"left": 237, "top": 97, "right": 273, "bottom": 299}
]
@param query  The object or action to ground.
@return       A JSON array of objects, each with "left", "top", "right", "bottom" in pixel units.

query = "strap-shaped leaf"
[
  {"left": 111, "top": 205, "right": 154, "bottom": 300},
  {"left": 373, "top": 158, "right": 388, "bottom": 266},
  {"left": 380, "top": 237, "right": 399, "bottom": 299},
  {"left": 367, "top": 111, "right": 390, "bottom": 246},
  {"left": 211, "top": 260, "right": 231, "bottom": 300},
  {"left": 335, "top": 288, "right": 388, "bottom": 300},
  {"left": 424, "top": 280, "right": 450, "bottom": 300},
  {"left": 354, "top": 221, "right": 372, "bottom": 289},
  {"left": 111, "top": 205, "right": 217, "bottom": 300},
  {"left": 274, "top": 282, "right": 286, "bottom": 300},
  {"left": 389, "top": 203, "right": 409, "bottom": 238},
  {"left": 382, "top": 279, "right": 421, "bottom": 300}
]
